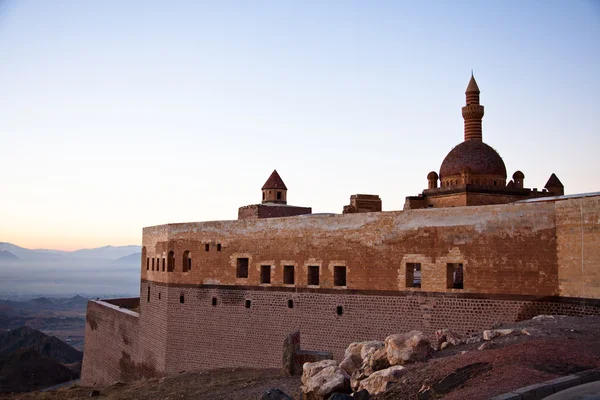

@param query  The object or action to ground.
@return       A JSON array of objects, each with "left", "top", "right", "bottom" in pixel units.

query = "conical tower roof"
[
  {"left": 544, "top": 173, "right": 563, "bottom": 189},
  {"left": 466, "top": 74, "right": 480, "bottom": 93},
  {"left": 261, "top": 170, "right": 287, "bottom": 190}
]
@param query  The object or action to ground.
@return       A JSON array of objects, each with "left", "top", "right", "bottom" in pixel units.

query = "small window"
[
  {"left": 406, "top": 263, "right": 422, "bottom": 288},
  {"left": 205, "top": 243, "right": 210, "bottom": 251},
  {"left": 237, "top": 258, "right": 249, "bottom": 278},
  {"left": 494, "top": 181, "right": 497, "bottom": 186},
  {"left": 262, "top": 192, "right": 265, "bottom": 200},
  {"left": 217, "top": 243, "right": 222, "bottom": 251},
  {"left": 245, "top": 299, "right": 251, "bottom": 308},
  {"left": 284, "top": 265, "right": 295, "bottom": 285},
  {"left": 158, "top": 292, "right": 161, "bottom": 300},
  {"left": 447, "top": 263, "right": 464, "bottom": 289},
  {"left": 156, "top": 258, "right": 160, "bottom": 271},
  {"left": 147, "top": 287, "right": 150, "bottom": 302},
  {"left": 167, "top": 251, "right": 175, "bottom": 272},
  {"left": 260, "top": 265, "right": 271, "bottom": 284},
  {"left": 212, "top": 297, "right": 217, "bottom": 306},
  {"left": 162, "top": 258, "right": 165, "bottom": 271},
  {"left": 277, "top": 191, "right": 282, "bottom": 200},
  {"left": 180, "top": 294, "right": 185, "bottom": 304},
  {"left": 182, "top": 250, "right": 191, "bottom": 272},
  {"left": 146, "top": 258, "right": 149, "bottom": 270},
  {"left": 308, "top": 266, "right": 319, "bottom": 286},
  {"left": 336, "top": 306, "right": 343, "bottom": 315},
  {"left": 287, "top": 299, "right": 294, "bottom": 308},
  {"left": 334, "top": 266, "right": 347, "bottom": 287},
  {"left": 151, "top": 258, "right": 154, "bottom": 271}
]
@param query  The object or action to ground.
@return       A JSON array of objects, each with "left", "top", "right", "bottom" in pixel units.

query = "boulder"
[
  {"left": 364, "top": 347, "right": 390, "bottom": 372},
  {"left": 440, "top": 342, "right": 449, "bottom": 350},
  {"left": 482, "top": 329, "right": 516, "bottom": 341},
  {"left": 301, "top": 366, "right": 350, "bottom": 400},
  {"left": 434, "top": 329, "right": 463, "bottom": 348},
  {"left": 358, "top": 365, "right": 406, "bottom": 395},
  {"left": 302, "top": 360, "right": 338, "bottom": 385},
  {"left": 477, "top": 342, "right": 495, "bottom": 351},
  {"left": 385, "top": 331, "right": 431, "bottom": 365},
  {"left": 339, "top": 354, "right": 362, "bottom": 375},
  {"left": 353, "top": 389, "right": 371, "bottom": 400},
  {"left": 261, "top": 388, "right": 293, "bottom": 400},
  {"left": 465, "top": 335, "right": 482, "bottom": 345},
  {"left": 360, "top": 341, "right": 384, "bottom": 359},
  {"left": 327, "top": 394, "right": 353, "bottom": 400}
]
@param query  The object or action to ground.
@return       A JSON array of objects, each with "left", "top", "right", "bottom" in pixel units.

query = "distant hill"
[
  {"left": 112, "top": 252, "right": 142, "bottom": 265},
  {"left": 0, "top": 242, "right": 141, "bottom": 261},
  {"left": 0, "top": 250, "right": 18, "bottom": 260},
  {"left": 0, "top": 326, "right": 82, "bottom": 364},
  {"left": 0, "top": 347, "right": 77, "bottom": 393}
]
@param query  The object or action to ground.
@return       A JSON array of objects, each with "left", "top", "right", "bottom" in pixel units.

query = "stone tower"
[
  {"left": 262, "top": 170, "right": 288, "bottom": 204},
  {"left": 462, "top": 74, "right": 485, "bottom": 141}
]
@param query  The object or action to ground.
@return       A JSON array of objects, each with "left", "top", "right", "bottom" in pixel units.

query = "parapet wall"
[{"left": 81, "top": 300, "right": 161, "bottom": 386}]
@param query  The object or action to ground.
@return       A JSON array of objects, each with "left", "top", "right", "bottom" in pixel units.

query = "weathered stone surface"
[
  {"left": 358, "top": 365, "right": 406, "bottom": 395},
  {"left": 360, "top": 341, "right": 384, "bottom": 359},
  {"left": 364, "top": 347, "right": 390, "bottom": 372},
  {"left": 261, "top": 388, "right": 293, "bottom": 400},
  {"left": 440, "top": 342, "right": 449, "bottom": 350},
  {"left": 482, "top": 329, "right": 516, "bottom": 341},
  {"left": 385, "top": 331, "right": 431, "bottom": 365},
  {"left": 282, "top": 331, "right": 301, "bottom": 376},
  {"left": 302, "top": 360, "right": 339, "bottom": 385},
  {"left": 301, "top": 366, "right": 350, "bottom": 400},
  {"left": 339, "top": 354, "right": 362, "bottom": 375},
  {"left": 466, "top": 335, "right": 482, "bottom": 345},
  {"left": 435, "top": 329, "right": 463, "bottom": 349}
]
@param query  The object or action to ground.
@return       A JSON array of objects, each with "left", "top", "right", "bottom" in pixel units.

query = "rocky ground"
[{"left": 1, "top": 315, "right": 599, "bottom": 399}]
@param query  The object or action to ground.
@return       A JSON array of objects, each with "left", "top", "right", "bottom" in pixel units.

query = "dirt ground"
[{"left": 2, "top": 315, "right": 599, "bottom": 400}]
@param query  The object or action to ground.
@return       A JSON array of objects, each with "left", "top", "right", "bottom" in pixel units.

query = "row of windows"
[
  {"left": 443, "top": 178, "right": 503, "bottom": 187},
  {"left": 146, "top": 287, "right": 344, "bottom": 315},
  {"left": 236, "top": 258, "right": 347, "bottom": 287},
  {"left": 406, "top": 262, "right": 464, "bottom": 289}
]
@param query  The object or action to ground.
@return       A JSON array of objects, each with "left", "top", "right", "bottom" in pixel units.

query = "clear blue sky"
[{"left": 1, "top": 0, "right": 598, "bottom": 250}]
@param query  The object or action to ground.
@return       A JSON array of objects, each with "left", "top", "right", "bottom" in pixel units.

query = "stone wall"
[
  {"left": 556, "top": 195, "right": 600, "bottom": 298},
  {"left": 141, "top": 201, "right": 562, "bottom": 297}
]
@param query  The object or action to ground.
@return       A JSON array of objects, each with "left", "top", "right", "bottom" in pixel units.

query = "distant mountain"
[
  {"left": 0, "top": 242, "right": 141, "bottom": 261},
  {"left": 113, "top": 252, "right": 142, "bottom": 265},
  {"left": 0, "top": 347, "right": 77, "bottom": 393},
  {"left": 0, "top": 250, "right": 18, "bottom": 260},
  {"left": 0, "top": 326, "right": 82, "bottom": 364}
]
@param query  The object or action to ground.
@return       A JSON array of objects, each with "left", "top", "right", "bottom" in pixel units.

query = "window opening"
[
  {"left": 406, "top": 263, "right": 422, "bottom": 288},
  {"left": 146, "top": 258, "right": 149, "bottom": 270},
  {"left": 260, "top": 265, "right": 271, "bottom": 284},
  {"left": 182, "top": 250, "right": 191, "bottom": 272},
  {"left": 217, "top": 243, "right": 222, "bottom": 251},
  {"left": 334, "top": 266, "right": 347, "bottom": 287},
  {"left": 151, "top": 258, "right": 154, "bottom": 271},
  {"left": 277, "top": 191, "right": 282, "bottom": 200},
  {"left": 308, "top": 266, "right": 320, "bottom": 286},
  {"left": 284, "top": 265, "right": 295, "bottom": 285},
  {"left": 245, "top": 299, "right": 251, "bottom": 308},
  {"left": 287, "top": 299, "right": 294, "bottom": 308},
  {"left": 447, "top": 263, "right": 464, "bottom": 289},
  {"left": 237, "top": 258, "right": 249, "bottom": 278},
  {"left": 212, "top": 297, "right": 217, "bottom": 306},
  {"left": 147, "top": 287, "right": 150, "bottom": 302},
  {"left": 336, "top": 306, "right": 343, "bottom": 315},
  {"left": 180, "top": 294, "right": 185, "bottom": 304},
  {"left": 167, "top": 251, "right": 175, "bottom": 272},
  {"left": 205, "top": 243, "right": 210, "bottom": 251}
]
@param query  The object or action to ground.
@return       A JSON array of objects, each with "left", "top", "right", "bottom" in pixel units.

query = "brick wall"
[{"left": 158, "top": 285, "right": 600, "bottom": 373}]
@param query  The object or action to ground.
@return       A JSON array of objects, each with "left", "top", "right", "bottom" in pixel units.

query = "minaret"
[{"left": 462, "top": 73, "right": 485, "bottom": 141}]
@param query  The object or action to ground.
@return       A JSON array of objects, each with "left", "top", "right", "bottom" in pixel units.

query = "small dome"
[
  {"left": 440, "top": 140, "right": 507, "bottom": 179},
  {"left": 513, "top": 170, "right": 524, "bottom": 180},
  {"left": 427, "top": 171, "right": 438, "bottom": 180}
]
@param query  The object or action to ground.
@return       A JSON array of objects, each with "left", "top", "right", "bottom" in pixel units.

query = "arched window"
[
  {"left": 167, "top": 251, "right": 175, "bottom": 272},
  {"left": 182, "top": 250, "right": 191, "bottom": 272}
]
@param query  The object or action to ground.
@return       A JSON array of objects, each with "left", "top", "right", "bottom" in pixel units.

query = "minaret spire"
[{"left": 462, "top": 74, "right": 484, "bottom": 141}]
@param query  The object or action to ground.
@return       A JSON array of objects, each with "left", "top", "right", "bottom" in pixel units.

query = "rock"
[
  {"left": 302, "top": 360, "right": 339, "bottom": 385},
  {"left": 302, "top": 365, "right": 350, "bottom": 400},
  {"left": 365, "top": 347, "right": 390, "bottom": 372},
  {"left": 385, "top": 331, "right": 431, "bottom": 365},
  {"left": 465, "top": 335, "right": 482, "bottom": 345},
  {"left": 358, "top": 365, "right": 406, "bottom": 395},
  {"left": 532, "top": 315, "right": 555, "bottom": 321},
  {"left": 88, "top": 390, "right": 100, "bottom": 397},
  {"left": 440, "top": 342, "right": 449, "bottom": 350},
  {"left": 360, "top": 341, "right": 384, "bottom": 359},
  {"left": 477, "top": 342, "right": 494, "bottom": 351},
  {"left": 521, "top": 327, "right": 544, "bottom": 336},
  {"left": 482, "top": 329, "right": 516, "bottom": 341},
  {"left": 339, "top": 354, "right": 362, "bottom": 375},
  {"left": 434, "top": 329, "right": 463, "bottom": 348},
  {"left": 344, "top": 342, "right": 364, "bottom": 359},
  {"left": 353, "top": 389, "right": 371, "bottom": 400},
  {"left": 327, "top": 394, "right": 353, "bottom": 400},
  {"left": 282, "top": 331, "right": 301, "bottom": 376},
  {"left": 261, "top": 388, "right": 293, "bottom": 400}
]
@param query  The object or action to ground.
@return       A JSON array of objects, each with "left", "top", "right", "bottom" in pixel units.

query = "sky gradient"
[{"left": 1, "top": 0, "right": 599, "bottom": 251}]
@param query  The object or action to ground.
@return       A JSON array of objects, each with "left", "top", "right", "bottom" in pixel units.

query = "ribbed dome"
[{"left": 440, "top": 140, "right": 507, "bottom": 178}]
